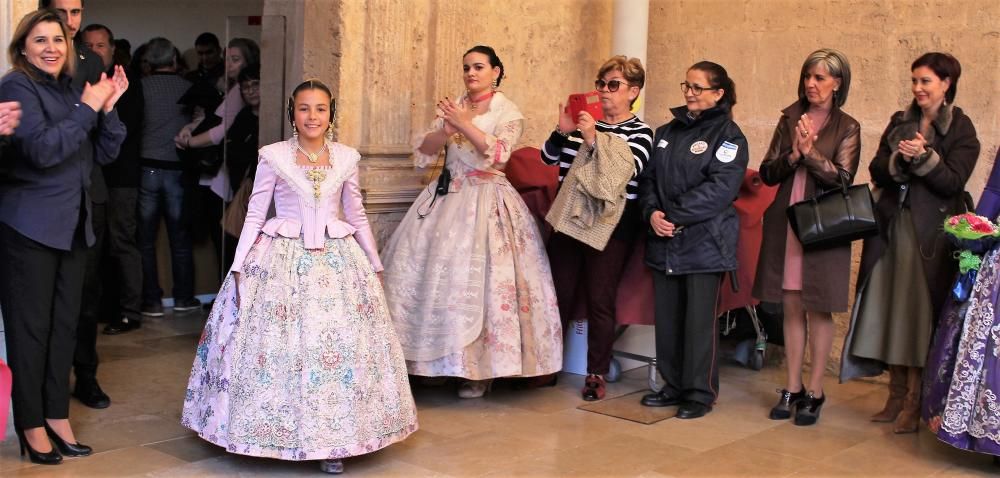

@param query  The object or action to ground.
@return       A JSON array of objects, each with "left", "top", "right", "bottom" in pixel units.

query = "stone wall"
[
  {"left": 266, "top": 0, "right": 1000, "bottom": 374},
  {"left": 644, "top": 0, "right": 1000, "bottom": 372}
]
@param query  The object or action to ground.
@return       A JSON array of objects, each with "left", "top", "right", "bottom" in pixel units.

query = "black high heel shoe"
[
  {"left": 769, "top": 388, "right": 806, "bottom": 420},
  {"left": 44, "top": 424, "right": 93, "bottom": 457},
  {"left": 794, "top": 391, "right": 826, "bottom": 426},
  {"left": 15, "top": 428, "right": 62, "bottom": 465}
]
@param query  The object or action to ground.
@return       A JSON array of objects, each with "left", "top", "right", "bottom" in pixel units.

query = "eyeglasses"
[
  {"left": 595, "top": 79, "right": 630, "bottom": 92},
  {"left": 240, "top": 81, "right": 260, "bottom": 93},
  {"left": 680, "top": 82, "right": 719, "bottom": 96}
]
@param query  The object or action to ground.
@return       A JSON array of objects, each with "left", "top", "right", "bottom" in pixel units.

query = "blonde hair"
[
  {"left": 597, "top": 55, "right": 645, "bottom": 107},
  {"left": 8, "top": 9, "right": 75, "bottom": 81}
]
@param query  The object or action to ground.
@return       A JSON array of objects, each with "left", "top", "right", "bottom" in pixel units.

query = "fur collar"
[{"left": 901, "top": 101, "right": 954, "bottom": 135}]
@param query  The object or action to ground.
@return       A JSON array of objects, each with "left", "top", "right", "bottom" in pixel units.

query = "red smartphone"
[{"left": 566, "top": 91, "right": 604, "bottom": 121}]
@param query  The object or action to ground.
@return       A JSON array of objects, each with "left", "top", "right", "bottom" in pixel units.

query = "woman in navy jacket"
[
  {"left": 0, "top": 9, "right": 126, "bottom": 465},
  {"left": 637, "top": 61, "right": 748, "bottom": 419}
]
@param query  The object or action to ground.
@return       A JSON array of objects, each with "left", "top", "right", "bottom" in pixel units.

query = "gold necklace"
[
  {"left": 297, "top": 142, "right": 327, "bottom": 163},
  {"left": 305, "top": 169, "right": 327, "bottom": 198}
]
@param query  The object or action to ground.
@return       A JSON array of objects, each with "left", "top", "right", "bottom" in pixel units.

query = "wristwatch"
[{"left": 555, "top": 125, "right": 570, "bottom": 138}]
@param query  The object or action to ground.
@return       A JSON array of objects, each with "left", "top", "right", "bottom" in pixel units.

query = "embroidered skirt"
[{"left": 181, "top": 234, "right": 418, "bottom": 460}]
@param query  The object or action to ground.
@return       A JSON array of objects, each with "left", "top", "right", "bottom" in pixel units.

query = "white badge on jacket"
[
  {"left": 689, "top": 141, "right": 708, "bottom": 154},
  {"left": 716, "top": 141, "right": 739, "bottom": 163}
]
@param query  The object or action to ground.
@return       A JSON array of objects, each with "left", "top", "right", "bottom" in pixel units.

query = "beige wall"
[
  {"left": 262, "top": 0, "right": 1000, "bottom": 373},
  {"left": 645, "top": 0, "right": 1000, "bottom": 372}
]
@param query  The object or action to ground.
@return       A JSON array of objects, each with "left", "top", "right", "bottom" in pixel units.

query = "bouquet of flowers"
[{"left": 943, "top": 213, "right": 1000, "bottom": 301}]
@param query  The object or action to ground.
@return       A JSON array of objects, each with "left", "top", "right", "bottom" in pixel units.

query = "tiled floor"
[{"left": 1, "top": 310, "right": 996, "bottom": 477}]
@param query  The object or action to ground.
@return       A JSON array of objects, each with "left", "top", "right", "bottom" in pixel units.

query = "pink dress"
[
  {"left": 381, "top": 92, "right": 563, "bottom": 380},
  {"left": 782, "top": 167, "right": 807, "bottom": 290},
  {"left": 182, "top": 139, "right": 417, "bottom": 461}
]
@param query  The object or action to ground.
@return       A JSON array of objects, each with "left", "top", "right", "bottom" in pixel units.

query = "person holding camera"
[
  {"left": 753, "top": 49, "right": 860, "bottom": 426},
  {"left": 538, "top": 56, "right": 653, "bottom": 401},
  {"left": 381, "top": 45, "right": 562, "bottom": 399}
]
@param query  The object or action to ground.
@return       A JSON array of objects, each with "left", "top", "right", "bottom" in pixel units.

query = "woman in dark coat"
[
  {"left": 841, "top": 52, "right": 980, "bottom": 434},
  {"left": 637, "top": 61, "right": 748, "bottom": 419},
  {"left": 754, "top": 49, "right": 860, "bottom": 426}
]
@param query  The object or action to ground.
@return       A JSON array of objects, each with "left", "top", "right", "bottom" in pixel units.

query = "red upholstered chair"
[{"left": 505, "top": 147, "right": 560, "bottom": 241}]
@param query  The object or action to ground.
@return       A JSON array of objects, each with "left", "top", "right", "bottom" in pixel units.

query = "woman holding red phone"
[{"left": 540, "top": 56, "right": 653, "bottom": 401}]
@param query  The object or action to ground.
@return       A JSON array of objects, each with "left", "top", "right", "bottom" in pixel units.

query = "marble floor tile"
[{"left": 1, "top": 307, "right": 995, "bottom": 477}]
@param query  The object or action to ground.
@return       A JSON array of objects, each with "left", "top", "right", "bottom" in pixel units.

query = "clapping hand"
[
  {"left": 795, "top": 114, "right": 817, "bottom": 156},
  {"left": 0, "top": 101, "right": 22, "bottom": 136},
  {"left": 80, "top": 73, "right": 116, "bottom": 113},
  {"left": 437, "top": 96, "right": 473, "bottom": 134},
  {"left": 103, "top": 65, "right": 129, "bottom": 113},
  {"left": 898, "top": 132, "right": 928, "bottom": 161}
]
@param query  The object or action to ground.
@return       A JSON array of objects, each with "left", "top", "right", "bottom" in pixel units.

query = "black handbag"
[{"left": 786, "top": 171, "right": 878, "bottom": 249}]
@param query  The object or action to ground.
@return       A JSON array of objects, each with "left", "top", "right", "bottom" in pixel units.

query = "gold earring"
[
  {"left": 292, "top": 124, "right": 298, "bottom": 138},
  {"left": 325, "top": 124, "right": 334, "bottom": 141},
  {"left": 491, "top": 78, "right": 498, "bottom": 90}
]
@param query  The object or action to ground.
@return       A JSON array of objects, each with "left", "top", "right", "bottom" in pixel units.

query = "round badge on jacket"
[
  {"left": 689, "top": 140, "right": 708, "bottom": 154},
  {"left": 716, "top": 141, "right": 739, "bottom": 163}
]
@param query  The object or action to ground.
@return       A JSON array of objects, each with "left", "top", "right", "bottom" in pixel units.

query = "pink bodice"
[{"left": 230, "top": 140, "right": 383, "bottom": 274}]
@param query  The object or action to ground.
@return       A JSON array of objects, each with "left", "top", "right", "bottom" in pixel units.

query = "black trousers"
[
  {"left": 548, "top": 232, "right": 632, "bottom": 375},
  {"left": 652, "top": 271, "right": 722, "bottom": 406},
  {"left": 0, "top": 222, "right": 87, "bottom": 428},
  {"left": 74, "top": 202, "right": 106, "bottom": 380},
  {"left": 104, "top": 187, "right": 143, "bottom": 321}
]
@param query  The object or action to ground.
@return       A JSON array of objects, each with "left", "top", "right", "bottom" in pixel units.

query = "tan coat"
[
  {"left": 545, "top": 132, "right": 633, "bottom": 251},
  {"left": 752, "top": 102, "right": 861, "bottom": 313}
]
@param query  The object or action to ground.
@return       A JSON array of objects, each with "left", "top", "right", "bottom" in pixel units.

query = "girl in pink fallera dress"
[{"left": 181, "top": 80, "right": 417, "bottom": 474}]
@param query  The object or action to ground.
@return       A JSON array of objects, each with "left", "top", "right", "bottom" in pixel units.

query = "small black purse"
[{"left": 786, "top": 170, "right": 878, "bottom": 249}]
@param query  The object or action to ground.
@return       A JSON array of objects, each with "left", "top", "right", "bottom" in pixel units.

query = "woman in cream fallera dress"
[
  {"left": 381, "top": 88, "right": 563, "bottom": 394},
  {"left": 181, "top": 134, "right": 417, "bottom": 463}
]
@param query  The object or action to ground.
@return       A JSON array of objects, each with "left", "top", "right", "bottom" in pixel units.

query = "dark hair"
[
  {"left": 464, "top": 45, "right": 504, "bottom": 87},
  {"left": 238, "top": 64, "right": 260, "bottom": 83},
  {"left": 81, "top": 23, "right": 112, "bottom": 43},
  {"left": 8, "top": 9, "right": 75, "bottom": 81},
  {"left": 228, "top": 37, "right": 260, "bottom": 70},
  {"left": 911, "top": 52, "right": 961, "bottom": 104},
  {"left": 39, "top": 0, "right": 85, "bottom": 7},
  {"left": 797, "top": 48, "right": 851, "bottom": 108},
  {"left": 195, "top": 32, "right": 220, "bottom": 49},
  {"left": 286, "top": 79, "right": 336, "bottom": 128},
  {"left": 143, "top": 37, "right": 176, "bottom": 71},
  {"left": 689, "top": 60, "right": 737, "bottom": 108}
]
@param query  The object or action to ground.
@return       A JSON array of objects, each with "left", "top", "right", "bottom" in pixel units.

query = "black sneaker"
[
  {"left": 141, "top": 302, "right": 164, "bottom": 317},
  {"left": 173, "top": 298, "right": 203, "bottom": 313},
  {"left": 103, "top": 316, "right": 141, "bottom": 335}
]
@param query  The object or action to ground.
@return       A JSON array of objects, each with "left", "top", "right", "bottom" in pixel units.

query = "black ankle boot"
[
  {"left": 15, "top": 428, "right": 62, "bottom": 465},
  {"left": 769, "top": 388, "right": 806, "bottom": 420},
  {"left": 794, "top": 391, "right": 826, "bottom": 426},
  {"left": 44, "top": 424, "right": 93, "bottom": 457}
]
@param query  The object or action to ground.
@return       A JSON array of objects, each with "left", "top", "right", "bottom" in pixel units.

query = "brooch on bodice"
[{"left": 305, "top": 169, "right": 327, "bottom": 198}]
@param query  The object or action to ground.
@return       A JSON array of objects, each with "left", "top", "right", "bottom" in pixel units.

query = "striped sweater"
[{"left": 540, "top": 116, "right": 653, "bottom": 202}]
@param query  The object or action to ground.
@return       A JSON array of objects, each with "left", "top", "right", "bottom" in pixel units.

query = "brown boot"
[
  {"left": 871, "top": 365, "right": 907, "bottom": 422},
  {"left": 893, "top": 366, "right": 922, "bottom": 434}
]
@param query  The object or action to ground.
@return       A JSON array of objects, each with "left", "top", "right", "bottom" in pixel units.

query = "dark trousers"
[
  {"left": 104, "top": 187, "right": 143, "bottom": 321},
  {"left": 0, "top": 222, "right": 87, "bottom": 428},
  {"left": 194, "top": 185, "right": 235, "bottom": 280},
  {"left": 138, "top": 167, "right": 195, "bottom": 304},
  {"left": 653, "top": 271, "right": 722, "bottom": 406},
  {"left": 548, "top": 232, "right": 631, "bottom": 375},
  {"left": 74, "top": 202, "right": 106, "bottom": 381}
]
